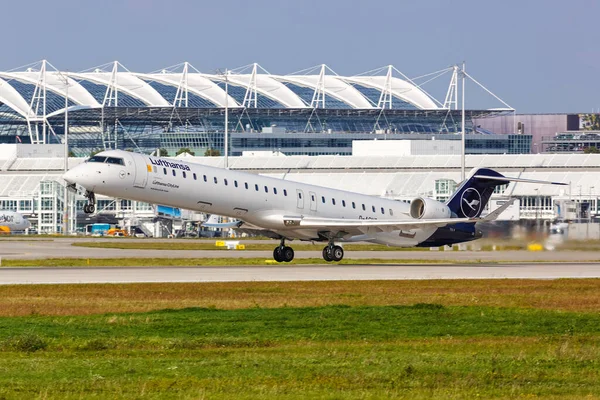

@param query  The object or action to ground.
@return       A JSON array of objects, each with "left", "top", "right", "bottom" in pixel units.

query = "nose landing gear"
[
  {"left": 273, "top": 238, "right": 294, "bottom": 263},
  {"left": 83, "top": 191, "right": 96, "bottom": 214}
]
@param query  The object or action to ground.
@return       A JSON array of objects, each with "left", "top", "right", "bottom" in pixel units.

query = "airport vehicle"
[
  {"left": 0, "top": 211, "right": 31, "bottom": 233},
  {"left": 63, "top": 150, "right": 565, "bottom": 262}
]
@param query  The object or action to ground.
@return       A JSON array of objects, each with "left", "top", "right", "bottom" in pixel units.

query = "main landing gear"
[
  {"left": 273, "top": 238, "right": 295, "bottom": 263},
  {"left": 83, "top": 191, "right": 96, "bottom": 214},
  {"left": 322, "top": 243, "right": 344, "bottom": 262}
]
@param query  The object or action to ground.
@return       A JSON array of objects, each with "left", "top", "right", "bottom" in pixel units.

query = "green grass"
[{"left": 1, "top": 304, "right": 600, "bottom": 399}]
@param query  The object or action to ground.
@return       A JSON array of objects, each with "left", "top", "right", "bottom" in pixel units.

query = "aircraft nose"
[{"left": 62, "top": 168, "right": 78, "bottom": 184}]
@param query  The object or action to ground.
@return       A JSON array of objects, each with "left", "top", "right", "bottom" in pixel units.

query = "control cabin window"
[
  {"left": 87, "top": 156, "right": 107, "bottom": 163},
  {"left": 106, "top": 157, "right": 124, "bottom": 165}
]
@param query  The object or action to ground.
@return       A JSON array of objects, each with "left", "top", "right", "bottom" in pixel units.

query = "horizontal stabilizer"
[{"left": 473, "top": 175, "right": 568, "bottom": 186}]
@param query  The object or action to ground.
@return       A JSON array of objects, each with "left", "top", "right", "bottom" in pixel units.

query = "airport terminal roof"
[{"left": 0, "top": 61, "right": 441, "bottom": 119}]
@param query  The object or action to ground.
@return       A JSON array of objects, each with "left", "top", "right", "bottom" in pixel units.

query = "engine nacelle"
[{"left": 410, "top": 197, "right": 452, "bottom": 219}]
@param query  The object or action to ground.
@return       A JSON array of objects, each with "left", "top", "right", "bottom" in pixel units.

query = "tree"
[
  {"left": 580, "top": 114, "right": 600, "bottom": 131},
  {"left": 584, "top": 146, "right": 600, "bottom": 154},
  {"left": 89, "top": 149, "right": 102, "bottom": 157},
  {"left": 68, "top": 150, "right": 76, "bottom": 157},
  {"left": 176, "top": 147, "right": 195, "bottom": 156},
  {"left": 158, "top": 148, "right": 169, "bottom": 157},
  {"left": 204, "top": 149, "right": 221, "bottom": 157}
]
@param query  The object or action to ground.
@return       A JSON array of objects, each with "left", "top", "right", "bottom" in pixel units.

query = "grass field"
[{"left": 1, "top": 279, "right": 600, "bottom": 398}]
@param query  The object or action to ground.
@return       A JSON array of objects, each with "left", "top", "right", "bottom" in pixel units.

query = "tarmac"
[
  {"left": 1, "top": 238, "right": 600, "bottom": 284},
  {"left": 2, "top": 263, "right": 600, "bottom": 284}
]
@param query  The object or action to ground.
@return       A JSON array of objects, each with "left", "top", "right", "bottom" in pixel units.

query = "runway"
[{"left": 2, "top": 262, "right": 600, "bottom": 284}]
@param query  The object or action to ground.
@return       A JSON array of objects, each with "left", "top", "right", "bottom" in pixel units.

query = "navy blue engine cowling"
[{"left": 445, "top": 168, "right": 507, "bottom": 219}]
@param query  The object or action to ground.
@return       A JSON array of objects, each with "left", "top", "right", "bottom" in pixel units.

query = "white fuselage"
[
  {"left": 0, "top": 211, "right": 31, "bottom": 232},
  {"left": 63, "top": 150, "right": 437, "bottom": 246}
]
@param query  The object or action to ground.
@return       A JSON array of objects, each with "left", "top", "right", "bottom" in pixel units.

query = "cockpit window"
[
  {"left": 87, "top": 156, "right": 107, "bottom": 163},
  {"left": 106, "top": 157, "right": 124, "bottom": 165}
]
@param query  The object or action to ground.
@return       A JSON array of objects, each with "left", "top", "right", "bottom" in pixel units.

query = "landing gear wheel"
[
  {"left": 84, "top": 191, "right": 96, "bottom": 214},
  {"left": 273, "top": 247, "right": 283, "bottom": 262},
  {"left": 282, "top": 246, "right": 294, "bottom": 262},
  {"left": 331, "top": 245, "right": 344, "bottom": 262},
  {"left": 322, "top": 246, "right": 333, "bottom": 262}
]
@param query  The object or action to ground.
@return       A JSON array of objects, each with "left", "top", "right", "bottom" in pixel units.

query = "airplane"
[
  {"left": 0, "top": 211, "right": 31, "bottom": 233},
  {"left": 62, "top": 150, "right": 565, "bottom": 262}
]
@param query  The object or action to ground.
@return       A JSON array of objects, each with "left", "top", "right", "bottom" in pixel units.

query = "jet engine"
[{"left": 410, "top": 197, "right": 452, "bottom": 219}]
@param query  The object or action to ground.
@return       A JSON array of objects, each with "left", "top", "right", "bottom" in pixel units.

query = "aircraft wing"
[{"left": 283, "top": 215, "right": 476, "bottom": 234}]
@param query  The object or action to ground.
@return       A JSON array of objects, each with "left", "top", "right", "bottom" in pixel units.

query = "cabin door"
[
  {"left": 296, "top": 189, "right": 304, "bottom": 209},
  {"left": 130, "top": 153, "right": 149, "bottom": 188},
  {"left": 309, "top": 191, "right": 317, "bottom": 212}
]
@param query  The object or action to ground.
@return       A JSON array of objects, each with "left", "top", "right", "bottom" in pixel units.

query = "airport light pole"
[
  {"left": 63, "top": 72, "right": 70, "bottom": 235},
  {"left": 461, "top": 62, "right": 466, "bottom": 182},
  {"left": 224, "top": 69, "right": 229, "bottom": 169}
]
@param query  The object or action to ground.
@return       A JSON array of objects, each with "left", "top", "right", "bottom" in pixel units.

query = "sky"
[{"left": 2, "top": 0, "right": 599, "bottom": 113}]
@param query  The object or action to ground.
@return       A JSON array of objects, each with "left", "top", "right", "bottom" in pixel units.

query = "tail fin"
[
  {"left": 446, "top": 168, "right": 505, "bottom": 218},
  {"left": 447, "top": 168, "right": 567, "bottom": 219}
]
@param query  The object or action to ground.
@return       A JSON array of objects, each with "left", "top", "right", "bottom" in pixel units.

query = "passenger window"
[
  {"left": 224, "top": 179, "right": 228, "bottom": 186},
  {"left": 193, "top": 173, "right": 197, "bottom": 180},
  {"left": 311, "top": 194, "right": 315, "bottom": 201},
  {"left": 342, "top": 200, "right": 346, "bottom": 207},
  {"left": 274, "top": 188, "right": 277, "bottom": 195},
  {"left": 322, "top": 196, "right": 325, "bottom": 203},
  {"left": 283, "top": 189, "right": 287, "bottom": 196},
  {"left": 332, "top": 198, "right": 336, "bottom": 206},
  {"left": 255, "top": 184, "right": 259, "bottom": 191},
  {"left": 381, "top": 207, "right": 385, "bottom": 214},
  {"left": 153, "top": 166, "right": 157, "bottom": 173},
  {"left": 298, "top": 192, "right": 302, "bottom": 199},
  {"left": 389, "top": 209, "right": 393, "bottom": 216},
  {"left": 214, "top": 177, "right": 218, "bottom": 184},
  {"left": 172, "top": 170, "right": 176, "bottom": 177},
  {"left": 163, "top": 168, "right": 167, "bottom": 175},
  {"left": 362, "top": 204, "right": 366, "bottom": 211},
  {"left": 264, "top": 186, "right": 268, "bottom": 193},
  {"left": 234, "top": 180, "right": 238, "bottom": 187},
  {"left": 245, "top": 182, "right": 249, "bottom": 189},
  {"left": 203, "top": 175, "right": 207, "bottom": 182},
  {"left": 183, "top": 171, "right": 187, "bottom": 178},
  {"left": 372, "top": 206, "right": 376, "bottom": 213},
  {"left": 352, "top": 202, "right": 356, "bottom": 209}
]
